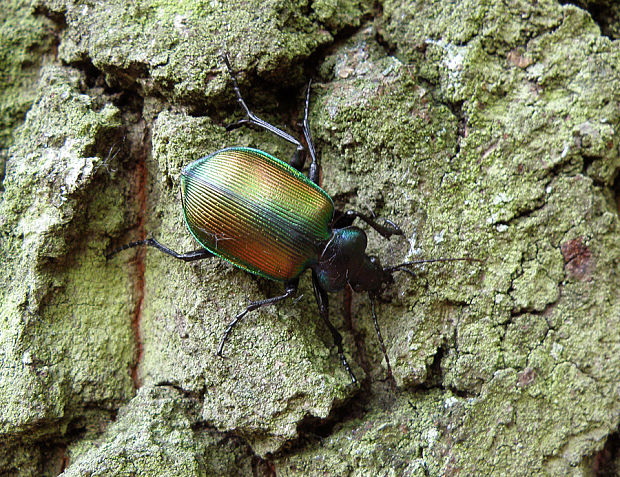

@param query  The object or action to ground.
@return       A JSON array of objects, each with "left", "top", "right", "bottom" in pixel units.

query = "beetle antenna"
[{"left": 386, "top": 257, "right": 482, "bottom": 272}]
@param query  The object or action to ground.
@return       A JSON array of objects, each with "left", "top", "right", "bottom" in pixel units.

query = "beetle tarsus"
[
  {"left": 105, "top": 240, "right": 144, "bottom": 260},
  {"left": 224, "top": 118, "right": 251, "bottom": 131},
  {"left": 216, "top": 308, "right": 250, "bottom": 357}
]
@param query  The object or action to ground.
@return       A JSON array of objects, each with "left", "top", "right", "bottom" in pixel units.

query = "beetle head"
[{"left": 314, "top": 227, "right": 392, "bottom": 294}]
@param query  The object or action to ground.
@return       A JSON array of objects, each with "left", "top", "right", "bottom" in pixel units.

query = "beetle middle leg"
[
  {"left": 222, "top": 55, "right": 307, "bottom": 172},
  {"left": 217, "top": 280, "right": 299, "bottom": 357}
]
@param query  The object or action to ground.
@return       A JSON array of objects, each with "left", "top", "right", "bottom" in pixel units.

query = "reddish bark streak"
[{"left": 129, "top": 120, "right": 149, "bottom": 388}]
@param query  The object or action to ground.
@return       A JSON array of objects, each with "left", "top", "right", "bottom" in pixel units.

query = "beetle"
[{"left": 108, "top": 56, "right": 475, "bottom": 384}]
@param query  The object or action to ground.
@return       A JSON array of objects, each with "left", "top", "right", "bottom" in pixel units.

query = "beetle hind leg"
[
  {"left": 222, "top": 55, "right": 306, "bottom": 171},
  {"left": 106, "top": 236, "right": 213, "bottom": 262},
  {"left": 302, "top": 79, "right": 322, "bottom": 186},
  {"left": 216, "top": 280, "right": 298, "bottom": 357}
]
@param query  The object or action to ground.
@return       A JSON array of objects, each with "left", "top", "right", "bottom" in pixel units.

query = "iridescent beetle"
[{"left": 109, "top": 57, "right": 475, "bottom": 383}]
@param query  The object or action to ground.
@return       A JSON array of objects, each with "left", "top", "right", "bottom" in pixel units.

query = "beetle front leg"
[
  {"left": 216, "top": 280, "right": 299, "bottom": 357},
  {"left": 335, "top": 210, "right": 405, "bottom": 239},
  {"left": 311, "top": 270, "right": 357, "bottom": 384}
]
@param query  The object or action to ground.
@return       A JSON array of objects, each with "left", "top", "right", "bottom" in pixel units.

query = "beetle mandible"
[{"left": 108, "top": 56, "right": 475, "bottom": 384}]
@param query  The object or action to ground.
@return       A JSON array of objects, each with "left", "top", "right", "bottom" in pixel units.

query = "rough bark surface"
[{"left": 1, "top": 0, "right": 619, "bottom": 475}]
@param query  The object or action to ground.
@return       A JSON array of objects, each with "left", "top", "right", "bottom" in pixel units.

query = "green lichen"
[
  {"left": 375, "top": 0, "right": 620, "bottom": 475},
  {"left": 34, "top": 0, "right": 339, "bottom": 105},
  {"left": 0, "top": 65, "right": 134, "bottom": 473},
  {"left": 274, "top": 390, "right": 450, "bottom": 476},
  {"left": 0, "top": 0, "right": 54, "bottom": 183},
  {"left": 62, "top": 386, "right": 254, "bottom": 476}
]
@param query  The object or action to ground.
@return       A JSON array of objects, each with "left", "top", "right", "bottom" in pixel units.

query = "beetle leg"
[
  {"left": 333, "top": 210, "right": 405, "bottom": 239},
  {"left": 301, "top": 79, "right": 321, "bottom": 185},
  {"left": 216, "top": 280, "right": 299, "bottom": 357},
  {"left": 289, "top": 147, "right": 305, "bottom": 173},
  {"left": 311, "top": 270, "right": 357, "bottom": 384},
  {"left": 106, "top": 237, "right": 214, "bottom": 262},
  {"left": 222, "top": 55, "right": 306, "bottom": 171},
  {"left": 369, "top": 293, "right": 396, "bottom": 389}
]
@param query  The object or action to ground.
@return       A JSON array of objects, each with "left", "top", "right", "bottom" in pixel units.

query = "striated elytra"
[
  {"left": 108, "top": 56, "right": 478, "bottom": 384},
  {"left": 180, "top": 147, "right": 333, "bottom": 282}
]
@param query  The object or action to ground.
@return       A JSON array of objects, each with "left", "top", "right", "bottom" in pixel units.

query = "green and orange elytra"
[
  {"left": 180, "top": 147, "right": 333, "bottom": 281},
  {"left": 107, "top": 56, "right": 478, "bottom": 385}
]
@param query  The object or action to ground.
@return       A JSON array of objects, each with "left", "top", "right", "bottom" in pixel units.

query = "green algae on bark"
[
  {"left": 0, "top": 65, "right": 135, "bottom": 473},
  {"left": 377, "top": 1, "right": 620, "bottom": 475},
  {"left": 33, "top": 0, "right": 354, "bottom": 107},
  {"left": 61, "top": 386, "right": 255, "bottom": 476},
  {"left": 0, "top": 0, "right": 55, "bottom": 183}
]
